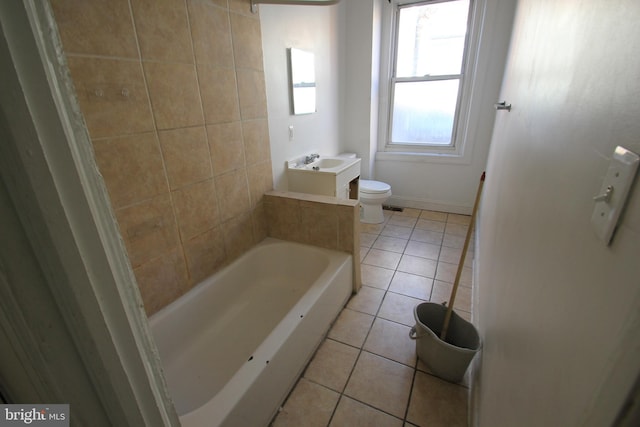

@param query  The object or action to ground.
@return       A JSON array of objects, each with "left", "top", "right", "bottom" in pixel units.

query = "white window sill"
[{"left": 376, "top": 150, "right": 472, "bottom": 165}]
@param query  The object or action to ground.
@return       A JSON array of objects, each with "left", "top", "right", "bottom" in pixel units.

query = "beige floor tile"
[
  {"left": 363, "top": 249, "right": 402, "bottom": 270},
  {"left": 444, "top": 222, "right": 469, "bottom": 237},
  {"left": 430, "top": 281, "right": 471, "bottom": 313},
  {"left": 381, "top": 224, "right": 413, "bottom": 239},
  {"left": 410, "top": 228, "right": 443, "bottom": 245},
  {"left": 434, "top": 262, "right": 472, "bottom": 286},
  {"left": 406, "top": 371, "right": 468, "bottom": 427},
  {"left": 360, "top": 232, "right": 378, "bottom": 248},
  {"left": 361, "top": 264, "right": 395, "bottom": 290},
  {"left": 388, "top": 272, "right": 433, "bottom": 300},
  {"left": 404, "top": 240, "right": 440, "bottom": 261},
  {"left": 442, "top": 233, "right": 473, "bottom": 249},
  {"left": 419, "top": 210, "right": 448, "bottom": 222},
  {"left": 330, "top": 396, "right": 403, "bottom": 427},
  {"left": 397, "top": 254, "right": 437, "bottom": 278},
  {"left": 415, "top": 218, "right": 446, "bottom": 233},
  {"left": 439, "top": 246, "right": 473, "bottom": 267},
  {"left": 416, "top": 359, "right": 472, "bottom": 388},
  {"left": 273, "top": 378, "right": 339, "bottom": 427},
  {"left": 347, "top": 285, "right": 385, "bottom": 315},
  {"left": 392, "top": 207, "right": 421, "bottom": 218},
  {"left": 361, "top": 222, "right": 384, "bottom": 234},
  {"left": 328, "top": 308, "right": 374, "bottom": 348},
  {"left": 387, "top": 215, "right": 418, "bottom": 228},
  {"left": 373, "top": 236, "right": 409, "bottom": 253},
  {"left": 344, "top": 352, "right": 413, "bottom": 419},
  {"left": 304, "top": 339, "right": 359, "bottom": 393},
  {"left": 447, "top": 213, "right": 471, "bottom": 225},
  {"left": 364, "top": 317, "right": 417, "bottom": 367},
  {"left": 360, "top": 246, "right": 369, "bottom": 262},
  {"left": 378, "top": 292, "right": 424, "bottom": 327}
]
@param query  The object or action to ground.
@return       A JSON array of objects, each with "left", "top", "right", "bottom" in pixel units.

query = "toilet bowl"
[
  {"left": 337, "top": 153, "right": 392, "bottom": 224},
  {"left": 359, "top": 179, "right": 392, "bottom": 224}
]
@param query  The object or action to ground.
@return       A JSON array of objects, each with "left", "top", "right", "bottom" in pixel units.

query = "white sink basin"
[
  {"left": 287, "top": 156, "right": 361, "bottom": 199},
  {"left": 310, "top": 158, "right": 345, "bottom": 169}
]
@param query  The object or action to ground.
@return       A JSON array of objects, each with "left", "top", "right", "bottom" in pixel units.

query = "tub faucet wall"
[{"left": 50, "top": 0, "right": 273, "bottom": 315}]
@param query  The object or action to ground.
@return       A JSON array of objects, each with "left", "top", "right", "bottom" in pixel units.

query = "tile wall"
[
  {"left": 50, "top": 0, "right": 273, "bottom": 315},
  {"left": 265, "top": 191, "right": 362, "bottom": 293}
]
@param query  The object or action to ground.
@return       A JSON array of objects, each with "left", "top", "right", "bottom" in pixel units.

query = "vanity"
[{"left": 287, "top": 155, "right": 361, "bottom": 200}]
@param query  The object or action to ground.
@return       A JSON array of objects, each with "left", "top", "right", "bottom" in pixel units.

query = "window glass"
[
  {"left": 391, "top": 80, "right": 460, "bottom": 145},
  {"left": 389, "top": 0, "right": 471, "bottom": 148}
]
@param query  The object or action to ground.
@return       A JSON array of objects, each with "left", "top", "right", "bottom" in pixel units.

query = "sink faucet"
[{"left": 304, "top": 153, "right": 320, "bottom": 164}]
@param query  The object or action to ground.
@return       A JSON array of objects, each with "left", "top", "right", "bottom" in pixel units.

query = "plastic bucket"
[{"left": 409, "top": 302, "right": 481, "bottom": 383}]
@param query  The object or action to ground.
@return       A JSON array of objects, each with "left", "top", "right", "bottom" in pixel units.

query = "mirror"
[{"left": 288, "top": 48, "right": 316, "bottom": 115}]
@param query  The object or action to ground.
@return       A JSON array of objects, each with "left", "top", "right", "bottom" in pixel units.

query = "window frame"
[{"left": 379, "top": 0, "right": 481, "bottom": 160}]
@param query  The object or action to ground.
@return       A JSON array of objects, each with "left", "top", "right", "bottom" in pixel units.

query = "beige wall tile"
[
  {"left": 215, "top": 169, "right": 251, "bottom": 222},
  {"left": 300, "top": 201, "right": 338, "bottom": 249},
  {"left": 188, "top": 0, "right": 234, "bottom": 66},
  {"left": 247, "top": 160, "right": 273, "bottom": 207},
  {"left": 222, "top": 212, "right": 254, "bottom": 262},
  {"left": 115, "top": 194, "right": 180, "bottom": 267},
  {"left": 172, "top": 178, "right": 220, "bottom": 240},
  {"left": 144, "top": 61, "right": 204, "bottom": 129},
  {"left": 158, "top": 126, "right": 212, "bottom": 189},
  {"left": 337, "top": 204, "right": 356, "bottom": 253},
  {"left": 133, "top": 249, "right": 189, "bottom": 316},
  {"left": 54, "top": 0, "right": 274, "bottom": 313},
  {"left": 251, "top": 202, "right": 268, "bottom": 242},
  {"left": 236, "top": 68, "right": 268, "bottom": 119},
  {"left": 93, "top": 132, "right": 169, "bottom": 209},
  {"left": 67, "top": 57, "right": 155, "bottom": 139},
  {"left": 207, "top": 122, "right": 245, "bottom": 176},
  {"left": 265, "top": 195, "right": 302, "bottom": 241},
  {"left": 50, "top": 0, "right": 138, "bottom": 58},
  {"left": 228, "top": 0, "right": 252, "bottom": 14},
  {"left": 230, "top": 12, "right": 264, "bottom": 70},
  {"left": 197, "top": 64, "right": 241, "bottom": 124},
  {"left": 183, "top": 227, "right": 226, "bottom": 285},
  {"left": 130, "top": 0, "right": 194, "bottom": 63},
  {"left": 242, "top": 119, "right": 270, "bottom": 166}
]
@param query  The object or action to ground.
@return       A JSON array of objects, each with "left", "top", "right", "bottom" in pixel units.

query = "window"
[{"left": 387, "top": 0, "right": 472, "bottom": 150}]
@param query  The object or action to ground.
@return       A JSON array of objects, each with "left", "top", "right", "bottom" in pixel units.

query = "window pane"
[
  {"left": 391, "top": 79, "right": 460, "bottom": 145},
  {"left": 396, "top": 0, "right": 470, "bottom": 78}
]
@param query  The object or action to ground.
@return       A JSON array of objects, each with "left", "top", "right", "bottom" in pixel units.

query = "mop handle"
[{"left": 440, "top": 172, "right": 485, "bottom": 341}]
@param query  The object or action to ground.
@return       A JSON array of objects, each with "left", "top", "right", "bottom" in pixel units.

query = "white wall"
[
  {"left": 260, "top": 3, "right": 345, "bottom": 190},
  {"left": 476, "top": 0, "right": 640, "bottom": 425}
]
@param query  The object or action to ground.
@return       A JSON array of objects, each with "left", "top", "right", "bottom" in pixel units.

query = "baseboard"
[{"left": 386, "top": 195, "right": 473, "bottom": 215}]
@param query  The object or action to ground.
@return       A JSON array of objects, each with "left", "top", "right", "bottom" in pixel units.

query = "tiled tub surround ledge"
[
  {"left": 264, "top": 191, "right": 362, "bottom": 293},
  {"left": 150, "top": 238, "right": 353, "bottom": 427}
]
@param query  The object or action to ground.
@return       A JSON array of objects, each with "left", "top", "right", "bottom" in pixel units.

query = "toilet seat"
[{"left": 360, "top": 179, "right": 391, "bottom": 194}]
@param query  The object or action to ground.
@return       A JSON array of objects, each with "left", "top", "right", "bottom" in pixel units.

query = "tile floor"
[{"left": 271, "top": 208, "right": 475, "bottom": 427}]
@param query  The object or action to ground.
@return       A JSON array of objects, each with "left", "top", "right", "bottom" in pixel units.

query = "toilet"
[
  {"left": 338, "top": 153, "right": 392, "bottom": 224},
  {"left": 359, "top": 179, "right": 392, "bottom": 223}
]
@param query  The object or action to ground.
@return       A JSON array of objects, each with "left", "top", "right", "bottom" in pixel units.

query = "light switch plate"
[{"left": 591, "top": 146, "right": 640, "bottom": 244}]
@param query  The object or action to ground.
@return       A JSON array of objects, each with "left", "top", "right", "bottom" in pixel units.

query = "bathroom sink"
[
  {"left": 308, "top": 158, "right": 345, "bottom": 169},
  {"left": 287, "top": 156, "right": 361, "bottom": 199}
]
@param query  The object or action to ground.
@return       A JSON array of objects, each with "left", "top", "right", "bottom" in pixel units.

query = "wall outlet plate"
[{"left": 591, "top": 146, "right": 640, "bottom": 244}]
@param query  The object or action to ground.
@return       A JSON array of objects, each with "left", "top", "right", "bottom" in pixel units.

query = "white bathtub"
[{"left": 149, "top": 238, "right": 352, "bottom": 427}]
